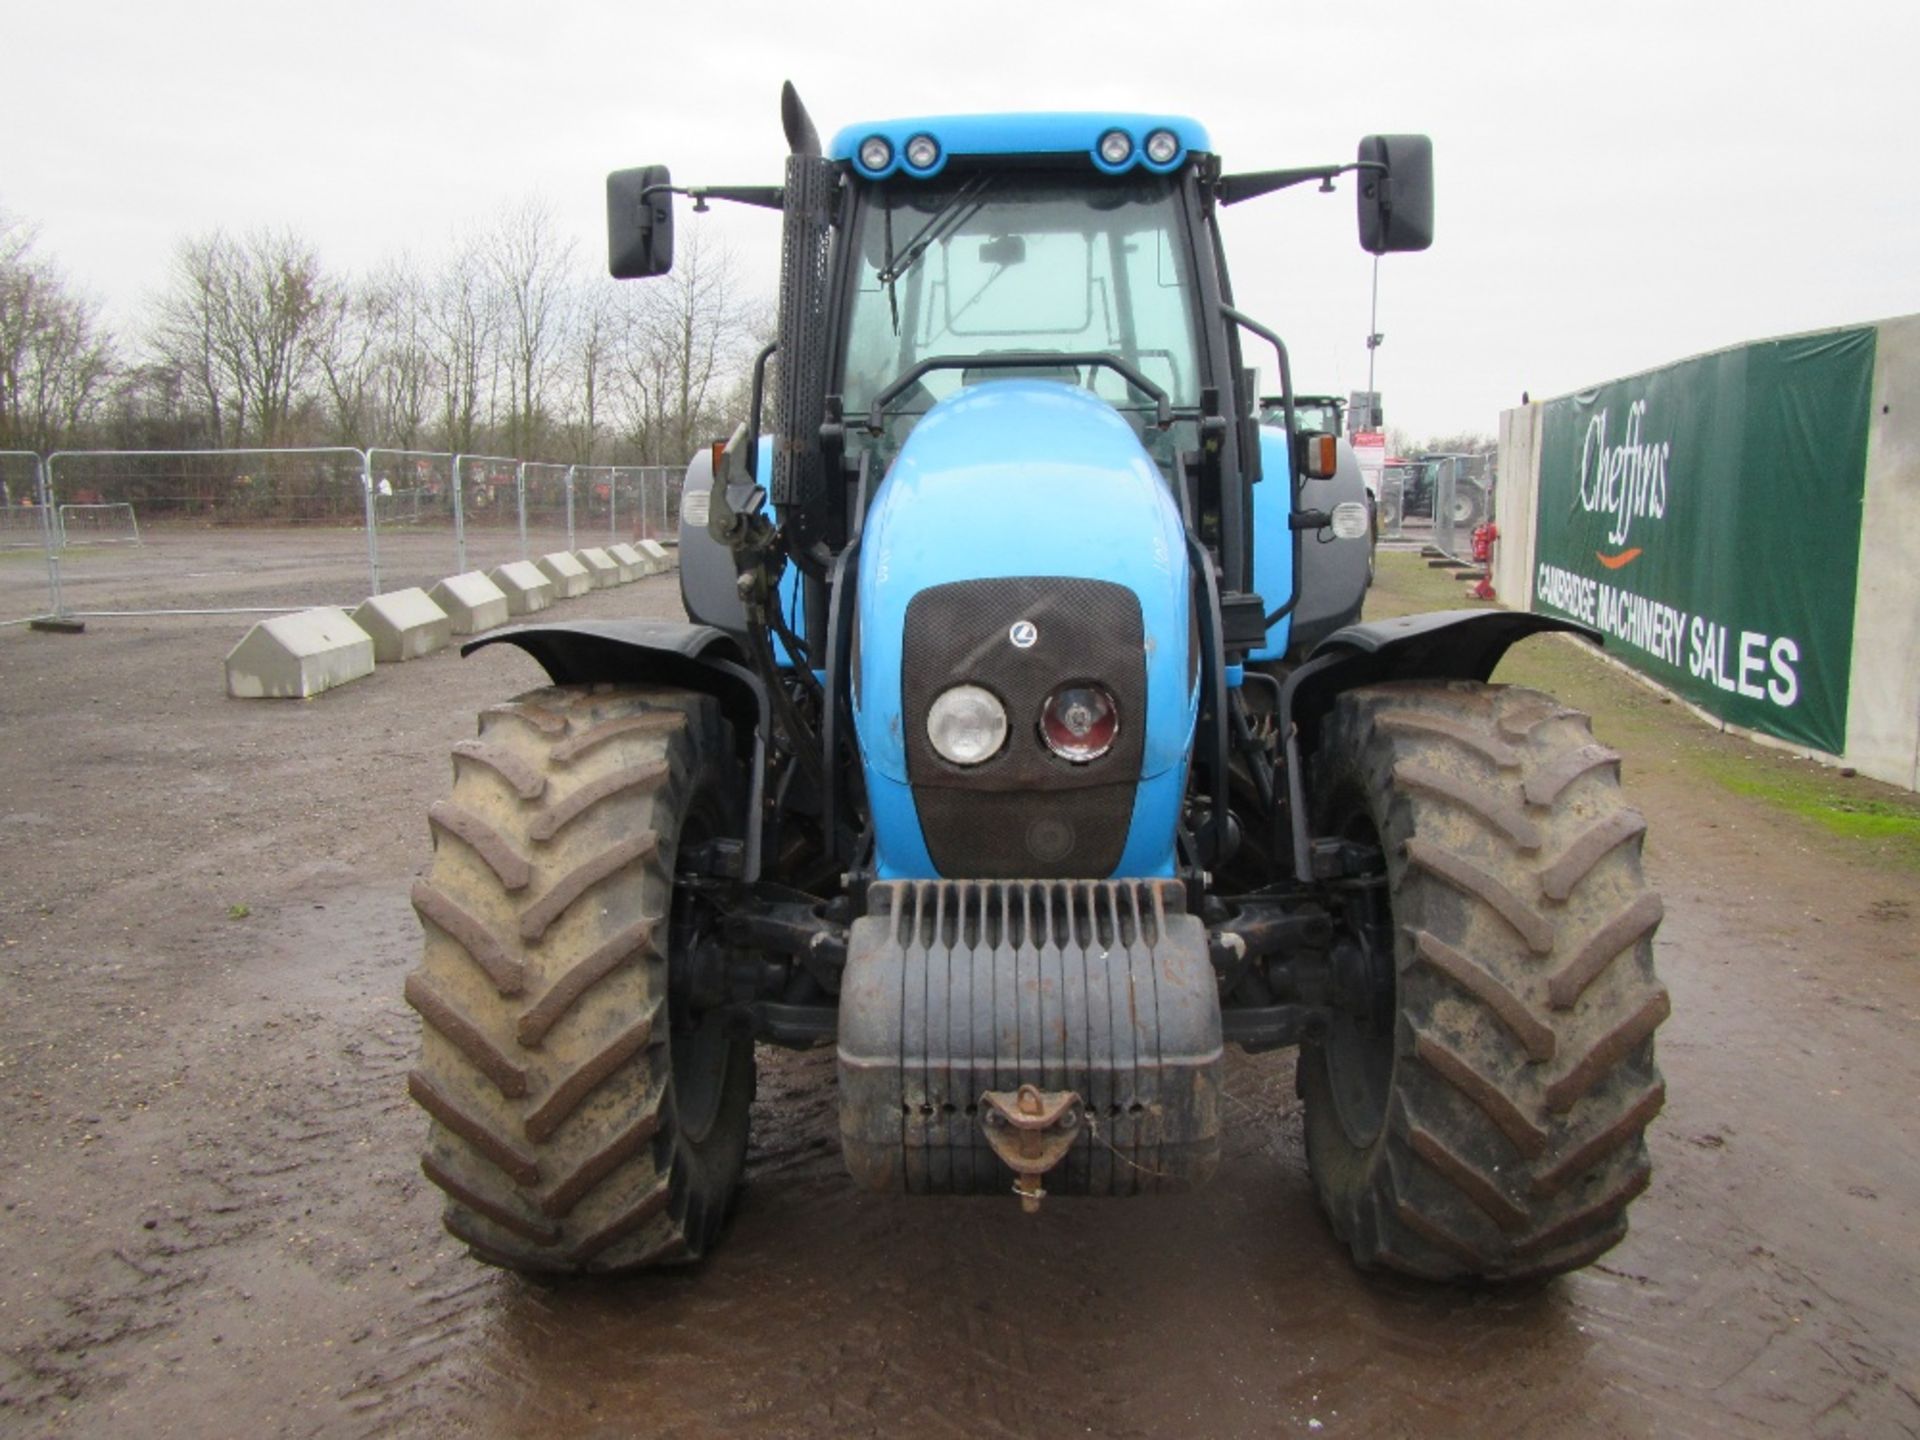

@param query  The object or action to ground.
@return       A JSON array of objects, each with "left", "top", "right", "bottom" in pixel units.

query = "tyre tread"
[
  {"left": 410, "top": 684, "right": 751, "bottom": 1275},
  {"left": 1302, "top": 680, "right": 1668, "bottom": 1282}
]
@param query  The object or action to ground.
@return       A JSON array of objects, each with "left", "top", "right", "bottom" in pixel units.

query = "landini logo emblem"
[
  {"left": 1008, "top": 620, "right": 1038, "bottom": 649},
  {"left": 1577, "top": 398, "right": 1670, "bottom": 569}
]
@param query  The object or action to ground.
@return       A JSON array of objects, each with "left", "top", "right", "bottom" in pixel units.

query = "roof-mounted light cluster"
[
  {"left": 836, "top": 114, "right": 1204, "bottom": 180},
  {"left": 1092, "top": 125, "right": 1186, "bottom": 175},
  {"left": 853, "top": 130, "right": 945, "bottom": 179}
]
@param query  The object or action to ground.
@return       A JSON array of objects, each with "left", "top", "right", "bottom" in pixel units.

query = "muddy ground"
[{"left": 0, "top": 543, "right": 1916, "bottom": 1438}]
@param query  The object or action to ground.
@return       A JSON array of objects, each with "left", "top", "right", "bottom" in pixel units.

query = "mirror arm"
[
  {"left": 641, "top": 182, "right": 785, "bottom": 213},
  {"left": 1217, "top": 159, "right": 1385, "bottom": 207}
]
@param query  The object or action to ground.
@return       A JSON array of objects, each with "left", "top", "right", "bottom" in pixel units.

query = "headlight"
[
  {"left": 1039, "top": 685, "right": 1119, "bottom": 763},
  {"left": 858, "top": 135, "right": 893, "bottom": 172},
  {"left": 1098, "top": 130, "right": 1133, "bottom": 166},
  {"left": 1144, "top": 129, "right": 1180, "bottom": 165},
  {"left": 927, "top": 684, "right": 1008, "bottom": 765},
  {"left": 905, "top": 134, "right": 940, "bottom": 169}
]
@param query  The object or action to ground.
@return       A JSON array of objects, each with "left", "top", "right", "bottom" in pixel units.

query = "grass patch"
[
  {"left": 1362, "top": 551, "right": 1920, "bottom": 872},
  {"left": 1705, "top": 759, "right": 1920, "bottom": 847}
]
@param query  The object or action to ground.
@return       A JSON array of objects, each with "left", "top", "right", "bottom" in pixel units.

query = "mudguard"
[
  {"left": 465, "top": 618, "right": 771, "bottom": 879},
  {"left": 1285, "top": 608, "right": 1602, "bottom": 750}
]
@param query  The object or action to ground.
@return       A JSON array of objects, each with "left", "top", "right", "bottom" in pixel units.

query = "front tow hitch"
[{"left": 979, "top": 1085, "right": 1085, "bottom": 1213}]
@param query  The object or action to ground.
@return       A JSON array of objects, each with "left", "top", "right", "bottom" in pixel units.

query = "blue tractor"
[{"left": 408, "top": 86, "right": 1668, "bottom": 1282}]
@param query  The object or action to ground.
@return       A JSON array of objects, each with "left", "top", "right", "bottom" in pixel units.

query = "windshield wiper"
[{"left": 879, "top": 171, "right": 999, "bottom": 333}]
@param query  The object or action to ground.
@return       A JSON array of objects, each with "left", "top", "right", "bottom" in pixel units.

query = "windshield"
[{"left": 839, "top": 170, "right": 1203, "bottom": 420}]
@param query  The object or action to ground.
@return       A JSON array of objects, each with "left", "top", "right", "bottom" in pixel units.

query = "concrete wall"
[
  {"left": 1494, "top": 403, "right": 1543, "bottom": 610},
  {"left": 1497, "top": 311, "right": 1919, "bottom": 791},
  {"left": 1843, "top": 315, "right": 1920, "bottom": 790}
]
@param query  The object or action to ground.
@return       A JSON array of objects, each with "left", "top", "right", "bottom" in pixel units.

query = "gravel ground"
[{"left": 0, "top": 545, "right": 1915, "bottom": 1439}]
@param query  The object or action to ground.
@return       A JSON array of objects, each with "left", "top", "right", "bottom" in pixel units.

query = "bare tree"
[
  {"left": 615, "top": 230, "right": 758, "bottom": 465},
  {"left": 148, "top": 228, "right": 338, "bottom": 447},
  {"left": 484, "top": 199, "right": 575, "bottom": 458},
  {"left": 558, "top": 280, "right": 619, "bottom": 464},
  {"left": 0, "top": 210, "right": 118, "bottom": 454},
  {"left": 424, "top": 237, "right": 498, "bottom": 456},
  {"left": 367, "top": 260, "right": 436, "bottom": 451}
]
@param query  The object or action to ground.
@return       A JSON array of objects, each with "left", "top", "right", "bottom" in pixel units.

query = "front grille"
[{"left": 903, "top": 576, "right": 1145, "bottom": 877}]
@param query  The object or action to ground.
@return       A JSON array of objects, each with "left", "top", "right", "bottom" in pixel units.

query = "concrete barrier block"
[
  {"left": 608, "top": 541, "right": 649, "bottom": 578},
  {"left": 225, "top": 608, "right": 375, "bottom": 699},
  {"left": 429, "top": 571, "right": 511, "bottom": 635},
  {"left": 576, "top": 547, "right": 623, "bottom": 588},
  {"left": 637, "top": 538, "right": 675, "bottom": 571},
  {"left": 538, "top": 550, "right": 593, "bottom": 599},
  {"left": 351, "top": 587, "right": 452, "bottom": 663},
  {"left": 489, "top": 560, "right": 557, "bottom": 616}
]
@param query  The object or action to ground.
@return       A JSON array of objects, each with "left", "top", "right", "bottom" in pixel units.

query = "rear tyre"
[
  {"left": 407, "top": 684, "right": 753, "bottom": 1274},
  {"left": 1301, "top": 681, "right": 1667, "bottom": 1281}
]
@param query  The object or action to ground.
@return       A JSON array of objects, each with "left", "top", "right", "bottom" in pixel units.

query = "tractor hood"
[{"left": 853, "top": 381, "right": 1194, "bottom": 789}]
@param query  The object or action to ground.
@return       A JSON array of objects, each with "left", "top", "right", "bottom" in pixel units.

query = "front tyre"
[
  {"left": 1302, "top": 681, "right": 1668, "bottom": 1281},
  {"left": 407, "top": 684, "right": 753, "bottom": 1274}
]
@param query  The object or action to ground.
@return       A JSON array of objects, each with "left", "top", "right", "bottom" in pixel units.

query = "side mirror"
[
  {"left": 1296, "top": 431, "right": 1339, "bottom": 481},
  {"left": 1356, "top": 135, "right": 1433, "bottom": 255},
  {"left": 607, "top": 165, "right": 675, "bottom": 278}
]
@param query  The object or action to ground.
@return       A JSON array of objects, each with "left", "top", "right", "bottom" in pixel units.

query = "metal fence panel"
[
  {"left": 0, "top": 452, "right": 57, "bottom": 625},
  {"left": 520, "top": 463, "right": 575, "bottom": 557},
  {"left": 365, "top": 449, "right": 463, "bottom": 593},
  {"left": 1378, "top": 468, "right": 1408, "bottom": 542},
  {"left": 30, "top": 448, "right": 374, "bottom": 620},
  {"left": 450, "top": 454, "right": 526, "bottom": 576},
  {"left": 1432, "top": 457, "right": 1460, "bottom": 559}
]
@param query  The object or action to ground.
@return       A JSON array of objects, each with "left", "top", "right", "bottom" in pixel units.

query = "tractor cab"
[{"left": 834, "top": 125, "right": 1206, "bottom": 474}]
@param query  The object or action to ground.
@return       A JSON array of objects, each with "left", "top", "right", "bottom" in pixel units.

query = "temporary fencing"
[
  {"left": 1431, "top": 458, "right": 1462, "bottom": 560},
  {"left": 1378, "top": 467, "right": 1408, "bottom": 543},
  {"left": 0, "top": 445, "right": 687, "bottom": 629},
  {"left": 521, "top": 462, "right": 575, "bottom": 557},
  {"left": 22, "top": 447, "right": 377, "bottom": 622},
  {"left": 1, "top": 452, "right": 55, "bottom": 550}
]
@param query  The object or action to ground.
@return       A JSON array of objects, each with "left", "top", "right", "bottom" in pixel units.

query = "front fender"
[
  {"left": 465, "top": 619, "right": 763, "bottom": 756},
  {"left": 464, "top": 618, "right": 771, "bottom": 880},
  {"left": 1286, "top": 609, "right": 1601, "bottom": 750}
]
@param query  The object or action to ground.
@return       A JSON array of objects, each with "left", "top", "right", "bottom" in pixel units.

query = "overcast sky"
[{"left": 7, "top": 0, "right": 1916, "bottom": 440}]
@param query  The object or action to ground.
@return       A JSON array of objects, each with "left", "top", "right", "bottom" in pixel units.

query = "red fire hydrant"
[
  {"left": 1470, "top": 522, "right": 1498, "bottom": 600},
  {"left": 1470, "top": 521, "right": 1498, "bottom": 564}
]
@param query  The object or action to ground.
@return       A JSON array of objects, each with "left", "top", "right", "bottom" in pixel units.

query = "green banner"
[{"left": 1531, "top": 328, "right": 1876, "bottom": 753}]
